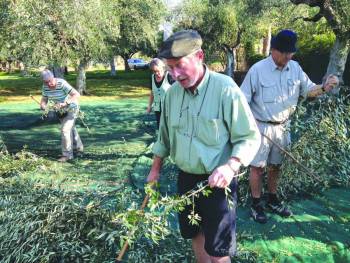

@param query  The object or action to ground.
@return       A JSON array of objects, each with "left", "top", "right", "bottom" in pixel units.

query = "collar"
[
  {"left": 185, "top": 65, "right": 210, "bottom": 96},
  {"left": 268, "top": 55, "right": 290, "bottom": 72}
]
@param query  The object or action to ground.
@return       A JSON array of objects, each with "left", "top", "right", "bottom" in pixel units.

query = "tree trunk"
[
  {"left": 20, "top": 63, "right": 30, "bottom": 77},
  {"left": 52, "top": 66, "right": 65, "bottom": 78},
  {"left": 263, "top": 25, "right": 272, "bottom": 57},
  {"left": 123, "top": 56, "right": 130, "bottom": 71},
  {"left": 225, "top": 48, "right": 235, "bottom": 79},
  {"left": 76, "top": 60, "right": 87, "bottom": 95},
  {"left": 326, "top": 36, "right": 350, "bottom": 94},
  {"left": 6, "top": 60, "right": 12, "bottom": 73},
  {"left": 110, "top": 56, "right": 116, "bottom": 76}
]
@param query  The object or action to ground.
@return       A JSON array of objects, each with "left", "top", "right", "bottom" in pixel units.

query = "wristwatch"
[
  {"left": 227, "top": 158, "right": 241, "bottom": 173},
  {"left": 321, "top": 85, "right": 326, "bottom": 93}
]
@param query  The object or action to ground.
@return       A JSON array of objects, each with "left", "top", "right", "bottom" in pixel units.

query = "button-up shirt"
[
  {"left": 153, "top": 67, "right": 260, "bottom": 174},
  {"left": 151, "top": 72, "right": 172, "bottom": 112},
  {"left": 241, "top": 56, "right": 315, "bottom": 122}
]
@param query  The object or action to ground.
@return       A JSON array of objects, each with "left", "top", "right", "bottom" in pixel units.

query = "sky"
[{"left": 163, "top": 0, "right": 183, "bottom": 10}]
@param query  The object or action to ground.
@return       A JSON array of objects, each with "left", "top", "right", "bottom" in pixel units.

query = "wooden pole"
[
  {"left": 30, "top": 95, "right": 41, "bottom": 105},
  {"left": 116, "top": 194, "right": 150, "bottom": 263},
  {"left": 262, "top": 134, "right": 321, "bottom": 182}
]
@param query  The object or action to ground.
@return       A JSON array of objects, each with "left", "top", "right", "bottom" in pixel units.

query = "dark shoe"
[
  {"left": 75, "top": 151, "right": 84, "bottom": 158},
  {"left": 266, "top": 201, "right": 292, "bottom": 217},
  {"left": 251, "top": 203, "right": 268, "bottom": 224}
]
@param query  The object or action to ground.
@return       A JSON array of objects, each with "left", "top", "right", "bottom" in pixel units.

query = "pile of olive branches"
[
  {"left": 0, "top": 147, "right": 47, "bottom": 179},
  {"left": 0, "top": 179, "right": 117, "bottom": 263},
  {"left": 42, "top": 101, "right": 90, "bottom": 132},
  {"left": 278, "top": 93, "right": 350, "bottom": 199}
]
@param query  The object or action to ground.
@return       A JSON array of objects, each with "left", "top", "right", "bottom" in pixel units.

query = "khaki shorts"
[{"left": 250, "top": 121, "right": 291, "bottom": 167}]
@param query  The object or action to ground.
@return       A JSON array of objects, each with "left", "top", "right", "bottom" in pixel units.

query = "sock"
[
  {"left": 268, "top": 193, "right": 279, "bottom": 204},
  {"left": 252, "top": 197, "right": 261, "bottom": 206}
]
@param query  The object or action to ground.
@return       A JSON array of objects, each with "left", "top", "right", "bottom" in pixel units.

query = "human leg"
[{"left": 59, "top": 112, "right": 75, "bottom": 161}]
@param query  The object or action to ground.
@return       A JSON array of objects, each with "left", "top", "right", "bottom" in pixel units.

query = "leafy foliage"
[
  {"left": 278, "top": 93, "right": 350, "bottom": 199},
  {"left": 0, "top": 0, "right": 120, "bottom": 67},
  {"left": 110, "top": 0, "right": 166, "bottom": 64},
  {"left": 0, "top": 179, "right": 118, "bottom": 262},
  {"left": 0, "top": 148, "right": 47, "bottom": 178}
]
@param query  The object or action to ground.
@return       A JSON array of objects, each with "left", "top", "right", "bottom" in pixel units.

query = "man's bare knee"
[
  {"left": 250, "top": 166, "right": 264, "bottom": 176},
  {"left": 268, "top": 164, "right": 281, "bottom": 173}
]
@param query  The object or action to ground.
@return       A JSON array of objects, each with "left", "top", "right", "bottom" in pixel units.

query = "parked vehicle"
[{"left": 127, "top": 58, "right": 149, "bottom": 70}]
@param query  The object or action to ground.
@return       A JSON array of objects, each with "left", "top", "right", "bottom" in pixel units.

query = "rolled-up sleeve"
[{"left": 223, "top": 87, "right": 261, "bottom": 166}]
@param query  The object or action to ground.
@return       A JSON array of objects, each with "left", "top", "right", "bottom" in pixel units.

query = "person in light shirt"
[
  {"left": 241, "top": 29, "right": 339, "bottom": 224},
  {"left": 147, "top": 30, "right": 261, "bottom": 263},
  {"left": 146, "top": 58, "right": 174, "bottom": 128}
]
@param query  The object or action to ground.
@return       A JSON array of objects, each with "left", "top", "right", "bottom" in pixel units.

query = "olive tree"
[
  {"left": 110, "top": 0, "right": 166, "bottom": 71},
  {"left": 0, "top": 0, "right": 119, "bottom": 94},
  {"left": 289, "top": 0, "right": 349, "bottom": 88},
  {"left": 177, "top": 0, "right": 263, "bottom": 78}
]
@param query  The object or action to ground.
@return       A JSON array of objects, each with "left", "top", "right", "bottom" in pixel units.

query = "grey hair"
[
  {"left": 149, "top": 58, "right": 165, "bottom": 69},
  {"left": 41, "top": 69, "right": 54, "bottom": 81}
]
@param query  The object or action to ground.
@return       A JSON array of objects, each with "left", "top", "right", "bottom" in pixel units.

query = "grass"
[
  {"left": 0, "top": 69, "right": 151, "bottom": 102},
  {"left": 0, "top": 70, "right": 349, "bottom": 262}
]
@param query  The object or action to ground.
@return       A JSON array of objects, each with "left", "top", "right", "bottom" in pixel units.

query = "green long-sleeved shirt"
[{"left": 153, "top": 67, "right": 261, "bottom": 174}]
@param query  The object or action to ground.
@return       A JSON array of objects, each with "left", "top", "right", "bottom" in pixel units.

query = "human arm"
[
  {"left": 147, "top": 92, "right": 154, "bottom": 113},
  {"left": 146, "top": 155, "right": 163, "bottom": 182},
  {"left": 40, "top": 96, "right": 48, "bottom": 110},
  {"left": 208, "top": 157, "right": 241, "bottom": 188},
  {"left": 208, "top": 86, "right": 261, "bottom": 188},
  {"left": 307, "top": 74, "right": 339, "bottom": 98},
  {"left": 240, "top": 67, "right": 257, "bottom": 104},
  {"left": 57, "top": 87, "right": 80, "bottom": 108}
]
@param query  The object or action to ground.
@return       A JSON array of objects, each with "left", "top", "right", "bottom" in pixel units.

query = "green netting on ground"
[
  {"left": 0, "top": 99, "right": 156, "bottom": 192},
  {"left": 128, "top": 144, "right": 350, "bottom": 262},
  {"left": 237, "top": 187, "right": 350, "bottom": 262},
  {"left": 1, "top": 99, "right": 349, "bottom": 262}
]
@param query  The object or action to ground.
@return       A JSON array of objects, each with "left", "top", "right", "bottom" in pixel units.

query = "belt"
[{"left": 256, "top": 119, "right": 288, "bottom": 125}]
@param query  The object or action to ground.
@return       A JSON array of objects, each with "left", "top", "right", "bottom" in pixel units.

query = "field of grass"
[{"left": 0, "top": 70, "right": 349, "bottom": 262}]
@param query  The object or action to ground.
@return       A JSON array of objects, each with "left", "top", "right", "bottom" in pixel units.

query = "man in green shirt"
[{"left": 147, "top": 30, "right": 260, "bottom": 263}]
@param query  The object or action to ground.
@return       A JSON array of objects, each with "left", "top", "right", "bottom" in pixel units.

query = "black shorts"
[
  {"left": 177, "top": 170, "right": 237, "bottom": 257},
  {"left": 154, "top": 111, "right": 161, "bottom": 129}
]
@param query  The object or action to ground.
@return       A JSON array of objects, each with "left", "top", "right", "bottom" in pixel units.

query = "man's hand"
[
  {"left": 55, "top": 102, "right": 68, "bottom": 109},
  {"left": 208, "top": 164, "right": 236, "bottom": 188},
  {"left": 40, "top": 104, "right": 47, "bottom": 111},
  {"left": 146, "top": 105, "right": 151, "bottom": 113},
  {"left": 147, "top": 155, "right": 163, "bottom": 183},
  {"left": 323, "top": 74, "right": 339, "bottom": 92}
]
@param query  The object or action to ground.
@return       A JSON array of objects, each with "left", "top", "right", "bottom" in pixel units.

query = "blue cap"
[{"left": 271, "top": 30, "right": 297, "bottom": 53}]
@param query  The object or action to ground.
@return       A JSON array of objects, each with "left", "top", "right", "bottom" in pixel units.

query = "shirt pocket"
[
  {"left": 261, "top": 83, "right": 276, "bottom": 103},
  {"left": 287, "top": 79, "right": 300, "bottom": 98},
  {"left": 196, "top": 116, "right": 228, "bottom": 146}
]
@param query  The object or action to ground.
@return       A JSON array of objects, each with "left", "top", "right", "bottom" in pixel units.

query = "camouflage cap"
[{"left": 158, "top": 30, "right": 202, "bottom": 59}]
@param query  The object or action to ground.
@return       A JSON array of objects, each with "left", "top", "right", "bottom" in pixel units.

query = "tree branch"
[
  {"left": 233, "top": 28, "right": 244, "bottom": 49},
  {"left": 303, "top": 11, "right": 324, "bottom": 22},
  {"left": 290, "top": 0, "right": 323, "bottom": 8}
]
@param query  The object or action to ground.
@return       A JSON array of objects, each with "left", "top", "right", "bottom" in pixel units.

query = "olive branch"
[
  {"left": 42, "top": 101, "right": 90, "bottom": 133},
  {"left": 114, "top": 171, "right": 245, "bottom": 248}
]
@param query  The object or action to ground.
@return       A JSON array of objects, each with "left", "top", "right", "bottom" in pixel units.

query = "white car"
[{"left": 127, "top": 58, "right": 149, "bottom": 70}]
